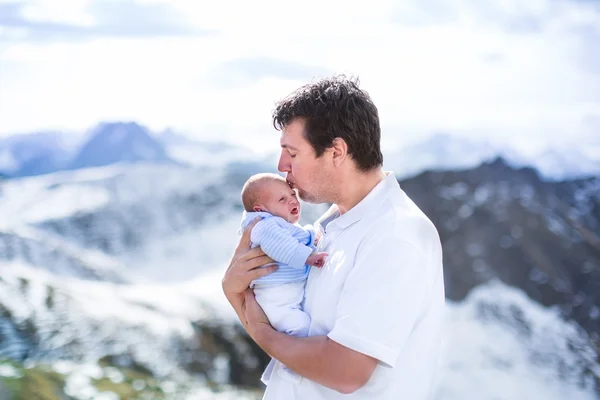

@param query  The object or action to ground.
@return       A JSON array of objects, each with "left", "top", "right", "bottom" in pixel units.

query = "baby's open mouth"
[{"left": 290, "top": 207, "right": 299, "bottom": 215}]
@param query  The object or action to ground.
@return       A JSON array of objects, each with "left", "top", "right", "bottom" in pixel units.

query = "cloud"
[
  {"left": 389, "top": 0, "right": 600, "bottom": 73},
  {"left": 391, "top": 0, "right": 561, "bottom": 34},
  {"left": 0, "top": 0, "right": 599, "bottom": 155},
  {"left": 0, "top": 0, "right": 212, "bottom": 43},
  {"left": 207, "top": 57, "right": 333, "bottom": 87},
  {"left": 568, "top": 23, "right": 600, "bottom": 76}
]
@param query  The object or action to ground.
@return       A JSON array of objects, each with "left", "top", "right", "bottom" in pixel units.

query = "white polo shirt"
[{"left": 261, "top": 172, "right": 445, "bottom": 400}]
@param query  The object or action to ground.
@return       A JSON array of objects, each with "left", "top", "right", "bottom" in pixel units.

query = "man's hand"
[
  {"left": 243, "top": 288, "right": 273, "bottom": 342},
  {"left": 307, "top": 252, "right": 328, "bottom": 268},
  {"left": 222, "top": 217, "right": 277, "bottom": 327}
]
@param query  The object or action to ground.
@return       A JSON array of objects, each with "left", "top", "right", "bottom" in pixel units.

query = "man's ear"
[{"left": 331, "top": 137, "right": 349, "bottom": 167}]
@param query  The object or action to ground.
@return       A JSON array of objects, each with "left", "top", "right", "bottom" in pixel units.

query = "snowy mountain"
[
  {"left": 436, "top": 282, "right": 599, "bottom": 400},
  {"left": 401, "top": 158, "right": 600, "bottom": 344},
  {"left": 0, "top": 124, "right": 274, "bottom": 181},
  {"left": 0, "top": 163, "right": 325, "bottom": 282},
  {"left": 0, "top": 164, "right": 233, "bottom": 282},
  {"left": 0, "top": 162, "right": 327, "bottom": 397},
  {"left": 156, "top": 128, "right": 274, "bottom": 172},
  {"left": 1, "top": 264, "right": 598, "bottom": 399},
  {"left": 384, "top": 133, "right": 600, "bottom": 180},
  {"left": 68, "top": 122, "right": 172, "bottom": 170},
  {"left": 383, "top": 133, "right": 513, "bottom": 178},
  {"left": 0, "top": 262, "right": 266, "bottom": 399},
  {"left": 533, "top": 147, "right": 600, "bottom": 181},
  {"left": 0, "top": 149, "right": 599, "bottom": 398},
  {"left": 0, "top": 122, "right": 174, "bottom": 178},
  {"left": 0, "top": 131, "right": 79, "bottom": 178},
  {"left": 2, "top": 127, "right": 598, "bottom": 182}
]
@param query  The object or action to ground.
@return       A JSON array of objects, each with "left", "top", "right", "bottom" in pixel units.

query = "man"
[{"left": 222, "top": 76, "right": 445, "bottom": 399}]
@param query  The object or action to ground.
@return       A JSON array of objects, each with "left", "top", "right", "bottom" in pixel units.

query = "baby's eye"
[{"left": 279, "top": 197, "right": 285, "bottom": 202}]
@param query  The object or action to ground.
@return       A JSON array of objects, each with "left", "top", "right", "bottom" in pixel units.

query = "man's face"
[{"left": 277, "top": 118, "right": 332, "bottom": 204}]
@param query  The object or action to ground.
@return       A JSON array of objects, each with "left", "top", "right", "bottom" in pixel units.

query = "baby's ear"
[{"left": 253, "top": 205, "right": 263, "bottom": 212}]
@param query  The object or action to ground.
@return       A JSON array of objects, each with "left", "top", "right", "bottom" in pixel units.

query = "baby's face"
[{"left": 256, "top": 180, "right": 301, "bottom": 224}]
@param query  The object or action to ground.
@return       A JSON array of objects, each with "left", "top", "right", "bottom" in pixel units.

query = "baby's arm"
[
  {"left": 303, "top": 224, "right": 323, "bottom": 247},
  {"left": 252, "top": 219, "right": 313, "bottom": 269}
]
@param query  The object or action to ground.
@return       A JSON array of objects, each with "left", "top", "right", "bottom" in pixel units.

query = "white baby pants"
[
  {"left": 253, "top": 280, "right": 310, "bottom": 337},
  {"left": 253, "top": 280, "right": 310, "bottom": 385}
]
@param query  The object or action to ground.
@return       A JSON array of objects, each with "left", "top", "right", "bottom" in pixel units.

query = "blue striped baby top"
[{"left": 240, "top": 211, "right": 316, "bottom": 287}]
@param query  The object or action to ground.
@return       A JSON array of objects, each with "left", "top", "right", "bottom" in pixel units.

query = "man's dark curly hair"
[{"left": 272, "top": 75, "right": 384, "bottom": 172}]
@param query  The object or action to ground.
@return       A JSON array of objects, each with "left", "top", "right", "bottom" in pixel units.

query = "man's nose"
[{"left": 278, "top": 151, "right": 290, "bottom": 173}]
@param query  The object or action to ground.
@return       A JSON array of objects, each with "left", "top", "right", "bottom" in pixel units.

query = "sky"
[{"left": 0, "top": 0, "right": 599, "bottom": 154}]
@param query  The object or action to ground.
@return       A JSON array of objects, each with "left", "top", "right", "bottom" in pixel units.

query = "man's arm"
[
  {"left": 243, "top": 290, "right": 377, "bottom": 394},
  {"left": 240, "top": 226, "right": 434, "bottom": 393}
]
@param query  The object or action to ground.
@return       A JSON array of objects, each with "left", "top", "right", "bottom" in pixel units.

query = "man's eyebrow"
[{"left": 281, "top": 144, "right": 299, "bottom": 151}]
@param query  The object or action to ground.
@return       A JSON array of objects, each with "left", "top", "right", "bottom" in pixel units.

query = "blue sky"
[{"left": 0, "top": 0, "right": 599, "bottom": 154}]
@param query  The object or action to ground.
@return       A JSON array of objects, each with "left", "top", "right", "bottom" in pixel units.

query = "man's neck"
[{"left": 336, "top": 168, "right": 387, "bottom": 215}]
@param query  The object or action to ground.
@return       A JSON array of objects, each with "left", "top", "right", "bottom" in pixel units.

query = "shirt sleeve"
[
  {"left": 327, "top": 232, "right": 430, "bottom": 368},
  {"left": 302, "top": 224, "right": 316, "bottom": 247},
  {"left": 251, "top": 218, "right": 313, "bottom": 270}
]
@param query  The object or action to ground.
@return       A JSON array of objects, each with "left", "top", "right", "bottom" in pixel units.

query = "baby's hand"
[
  {"left": 306, "top": 252, "right": 328, "bottom": 268},
  {"left": 314, "top": 228, "right": 323, "bottom": 246}
]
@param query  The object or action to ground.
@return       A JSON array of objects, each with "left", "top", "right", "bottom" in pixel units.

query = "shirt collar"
[{"left": 317, "top": 171, "right": 399, "bottom": 232}]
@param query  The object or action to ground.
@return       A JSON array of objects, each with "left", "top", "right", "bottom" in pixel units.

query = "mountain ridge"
[
  {"left": 0, "top": 156, "right": 598, "bottom": 397},
  {"left": 1, "top": 127, "right": 599, "bottom": 181}
]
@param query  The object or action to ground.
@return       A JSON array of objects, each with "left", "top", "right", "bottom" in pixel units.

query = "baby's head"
[{"left": 242, "top": 173, "right": 301, "bottom": 224}]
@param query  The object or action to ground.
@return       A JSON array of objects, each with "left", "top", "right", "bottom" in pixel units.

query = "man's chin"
[
  {"left": 298, "top": 192, "right": 321, "bottom": 204},
  {"left": 296, "top": 190, "right": 310, "bottom": 202}
]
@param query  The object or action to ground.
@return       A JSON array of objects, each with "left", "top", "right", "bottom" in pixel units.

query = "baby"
[{"left": 240, "top": 173, "right": 327, "bottom": 339}]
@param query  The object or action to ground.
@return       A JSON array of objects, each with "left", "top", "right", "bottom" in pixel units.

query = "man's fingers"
[
  {"left": 239, "top": 246, "right": 265, "bottom": 260},
  {"left": 242, "top": 255, "right": 276, "bottom": 272},
  {"left": 251, "top": 264, "right": 278, "bottom": 280},
  {"left": 230, "top": 244, "right": 264, "bottom": 270},
  {"left": 238, "top": 248, "right": 273, "bottom": 268}
]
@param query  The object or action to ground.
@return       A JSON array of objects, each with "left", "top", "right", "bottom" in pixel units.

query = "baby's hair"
[{"left": 241, "top": 173, "right": 288, "bottom": 212}]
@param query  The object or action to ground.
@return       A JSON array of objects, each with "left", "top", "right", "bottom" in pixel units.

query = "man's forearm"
[
  {"left": 254, "top": 325, "right": 375, "bottom": 394},
  {"left": 225, "top": 292, "right": 247, "bottom": 327}
]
